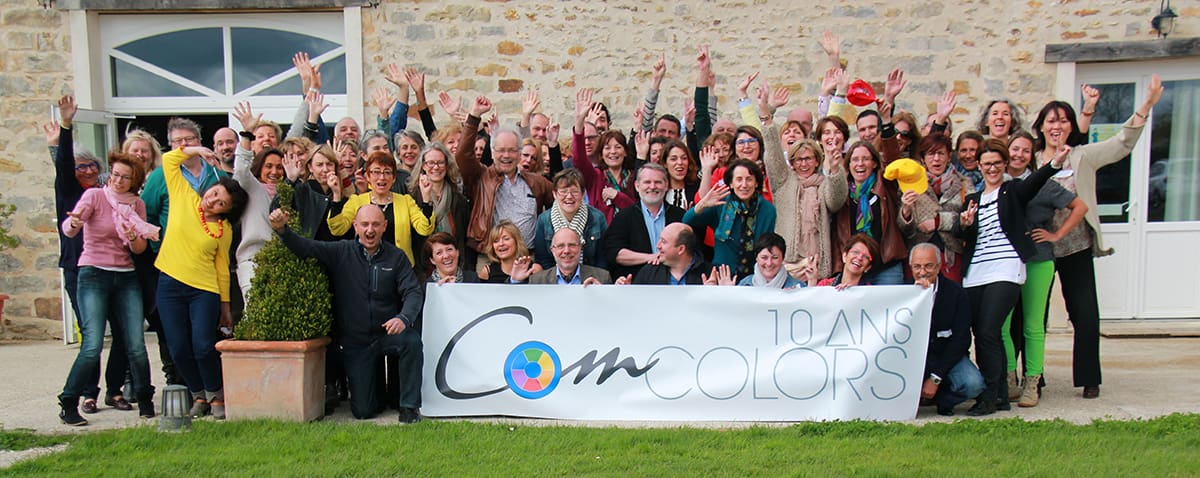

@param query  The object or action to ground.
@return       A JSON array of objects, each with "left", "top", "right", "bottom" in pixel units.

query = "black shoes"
[
  {"left": 59, "top": 397, "right": 89, "bottom": 426},
  {"left": 105, "top": 395, "right": 134, "bottom": 411},
  {"left": 966, "top": 399, "right": 997, "bottom": 416},
  {"left": 80, "top": 398, "right": 99, "bottom": 414},
  {"left": 936, "top": 405, "right": 955, "bottom": 416},
  {"left": 398, "top": 407, "right": 421, "bottom": 424},
  {"left": 1082, "top": 386, "right": 1100, "bottom": 399}
]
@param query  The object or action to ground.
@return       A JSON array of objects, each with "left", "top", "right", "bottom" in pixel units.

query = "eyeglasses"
[
  {"left": 75, "top": 163, "right": 99, "bottom": 172},
  {"left": 556, "top": 189, "right": 582, "bottom": 197},
  {"left": 110, "top": 173, "right": 134, "bottom": 182},
  {"left": 169, "top": 135, "right": 198, "bottom": 145},
  {"left": 367, "top": 169, "right": 395, "bottom": 177},
  {"left": 551, "top": 243, "right": 582, "bottom": 250},
  {"left": 736, "top": 138, "right": 757, "bottom": 146},
  {"left": 980, "top": 162, "right": 1005, "bottom": 171},
  {"left": 897, "top": 130, "right": 914, "bottom": 139},
  {"left": 424, "top": 161, "right": 446, "bottom": 169}
]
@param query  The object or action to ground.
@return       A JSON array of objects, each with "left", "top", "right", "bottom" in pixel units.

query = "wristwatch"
[{"left": 929, "top": 373, "right": 942, "bottom": 385}]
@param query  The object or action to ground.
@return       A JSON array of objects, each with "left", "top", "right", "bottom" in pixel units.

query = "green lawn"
[{"left": 3, "top": 415, "right": 1198, "bottom": 477}]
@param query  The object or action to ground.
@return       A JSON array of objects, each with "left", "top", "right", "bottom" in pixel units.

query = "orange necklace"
[{"left": 197, "top": 205, "right": 224, "bottom": 239}]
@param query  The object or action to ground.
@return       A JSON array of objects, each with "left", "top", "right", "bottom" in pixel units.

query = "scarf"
[
  {"left": 605, "top": 169, "right": 630, "bottom": 191},
  {"left": 102, "top": 186, "right": 160, "bottom": 247},
  {"left": 431, "top": 268, "right": 463, "bottom": 283},
  {"left": 795, "top": 173, "right": 825, "bottom": 260},
  {"left": 928, "top": 168, "right": 962, "bottom": 202},
  {"left": 849, "top": 172, "right": 877, "bottom": 236},
  {"left": 263, "top": 181, "right": 278, "bottom": 199},
  {"left": 715, "top": 196, "right": 759, "bottom": 279},
  {"left": 751, "top": 263, "right": 790, "bottom": 288},
  {"left": 429, "top": 183, "right": 454, "bottom": 235},
  {"left": 549, "top": 202, "right": 590, "bottom": 245}
]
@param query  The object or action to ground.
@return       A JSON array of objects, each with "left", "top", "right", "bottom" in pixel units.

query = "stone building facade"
[{"left": 1, "top": 0, "right": 1197, "bottom": 338}]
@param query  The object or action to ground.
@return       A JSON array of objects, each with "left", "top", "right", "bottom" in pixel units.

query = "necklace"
[{"left": 198, "top": 205, "right": 224, "bottom": 239}]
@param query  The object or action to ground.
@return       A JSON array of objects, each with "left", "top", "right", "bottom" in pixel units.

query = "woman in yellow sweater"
[
  {"left": 155, "top": 146, "right": 248, "bottom": 420},
  {"left": 327, "top": 151, "right": 434, "bottom": 263}
]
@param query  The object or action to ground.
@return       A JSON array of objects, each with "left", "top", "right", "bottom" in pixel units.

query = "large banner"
[{"left": 421, "top": 284, "right": 934, "bottom": 421}]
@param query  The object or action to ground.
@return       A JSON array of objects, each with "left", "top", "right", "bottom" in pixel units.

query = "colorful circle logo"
[{"left": 504, "top": 341, "right": 561, "bottom": 399}]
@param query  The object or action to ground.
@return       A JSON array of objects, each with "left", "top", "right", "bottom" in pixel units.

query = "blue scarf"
[{"left": 850, "top": 172, "right": 877, "bottom": 236}]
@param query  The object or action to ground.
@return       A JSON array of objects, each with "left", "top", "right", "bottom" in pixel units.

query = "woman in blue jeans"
[{"left": 58, "top": 153, "right": 159, "bottom": 425}]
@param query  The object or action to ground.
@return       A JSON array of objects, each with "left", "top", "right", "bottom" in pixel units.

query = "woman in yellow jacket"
[{"left": 328, "top": 151, "right": 434, "bottom": 263}]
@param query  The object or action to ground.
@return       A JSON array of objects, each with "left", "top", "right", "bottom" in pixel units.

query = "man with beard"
[{"left": 602, "top": 163, "right": 684, "bottom": 279}]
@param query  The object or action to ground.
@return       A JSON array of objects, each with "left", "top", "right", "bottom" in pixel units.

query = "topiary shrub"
[{"left": 235, "top": 181, "right": 332, "bottom": 341}]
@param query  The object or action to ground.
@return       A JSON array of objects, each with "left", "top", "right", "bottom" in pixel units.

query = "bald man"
[
  {"left": 270, "top": 204, "right": 425, "bottom": 423},
  {"left": 526, "top": 229, "right": 611, "bottom": 285}
]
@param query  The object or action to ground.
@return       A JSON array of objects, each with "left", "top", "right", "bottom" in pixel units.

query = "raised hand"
[
  {"left": 57, "top": 95, "right": 78, "bottom": 127},
  {"left": 404, "top": 66, "right": 427, "bottom": 104},
  {"left": 738, "top": 71, "right": 760, "bottom": 99},
  {"left": 960, "top": 200, "right": 978, "bottom": 227},
  {"left": 233, "top": 101, "right": 261, "bottom": 132},
  {"left": 632, "top": 103, "right": 645, "bottom": 132},
  {"left": 835, "top": 68, "right": 849, "bottom": 95},
  {"left": 521, "top": 89, "right": 540, "bottom": 118},
  {"left": 282, "top": 150, "right": 305, "bottom": 182},
  {"left": 1144, "top": 73, "right": 1164, "bottom": 109},
  {"left": 819, "top": 31, "right": 841, "bottom": 68},
  {"left": 634, "top": 129, "right": 651, "bottom": 160},
  {"left": 695, "top": 183, "right": 730, "bottom": 213},
  {"left": 384, "top": 63, "right": 408, "bottom": 88},
  {"left": 470, "top": 95, "right": 493, "bottom": 118},
  {"left": 1080, "top": 84, "right": 1100, "bottom": 111},
  {"left": 1050, "top": 144, "right": 1072, "bottom": 169},
  {"left": 614, "top": 274, "right": 634, "bottom": 286},
  {"left": 900, "top": 189, "right": 919, "bottom": 217},
  {"left": 324, "top": 166, "right": 341, "bottom": 195},
  {"left": 651, "top": 52, "right": 667, "bottom": 89},
  {"left": 485, "top": 113, "right": 500, "bottom": 134},
  {"left": 373, "top": 86, "right": 396, "bottom": 119},
  {"left": 586, "top": 101, "right": 605, "bottom": 126},
  {"left": 715, "top": 264, "right": 736, "bottom": 286},
  {"left": 878, "top": 99, "right": 895, "bottom": 124},
  {"left": 883, "top": 67, "right": 907, "bottom": 102},
  {"left": 510, "top": 255, "right": 534, "bottom": 283},
  {"left": 695, "top": 45, "right": 712, "bottom": 87},
  {"left": 418, "top": 173, "right": 434, "bottom": 200},
  {"left": 699, "top": 144, "right": 720, "bottom": 171},
  {"left": 768, "top": 84, "right": 790, "bottom": 111},
  {"left": 821, "top": 67, "right": 840, "bottom": 96},
  {"left": 574, "top": 88, "right": 595, "bottom": 124},
  {"left": 824, "top": 147, "right": 843, "bottom": 174},
  {"left": 438, "top": 91, "right": 462, "bottom": 117},
  {"left": 547, "top": 122, "right": 561, "bottom": 145},
  {"left": 42, "top": 121, "right": 60, "bottom": 146},
  {"left": 305, "top": 90, "right": 329, "bottom": 123},
  {"left": 293, "top": 52, "right": 314, "bottom": 93},
  {"left": 935, "top": 90, "right": 957, "bottom": 123}
]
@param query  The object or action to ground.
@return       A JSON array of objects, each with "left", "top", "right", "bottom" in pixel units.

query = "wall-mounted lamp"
[
  {"left": 1152, "top": 0, "right": 1178, "bottom": 38},
  {"left": 39, "top": 0, "right": 53, "bottom": 9}
]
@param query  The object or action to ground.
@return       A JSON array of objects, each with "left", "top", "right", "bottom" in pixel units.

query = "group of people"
[{"left": 50, "top": 34, "right": 1164, "bottom": 425}]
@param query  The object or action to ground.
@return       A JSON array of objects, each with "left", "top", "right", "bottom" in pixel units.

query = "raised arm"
[
  {"left": 640, "top": 52, "right": 666, "bottom": 133},
  {"left": 455, "top": 96, "right": 492, "bottom": 191}
]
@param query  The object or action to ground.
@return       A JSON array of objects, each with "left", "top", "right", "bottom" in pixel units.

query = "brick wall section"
[{"left": 0, "top": 0, "right": 1196, "bottom": 338}]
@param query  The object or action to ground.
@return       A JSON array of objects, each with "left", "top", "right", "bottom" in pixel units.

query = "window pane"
[
  {"left": 1087, "top": 83, "right": 1135, "bottom": 223},
  {"left": 112, "top": 58, "right": 203, "bottom": 97},
  {"left": 256, "top": 54, "right": 346, "bottom": 96},
  {"left": 1148, "top": 79, "right": 1200, "bottom": 222},
  {"left": 114, "top": 28, "right": 224, "bottom": 93},
  {"left": 231, "top": 28, "right": 339, "bottom": 93}
]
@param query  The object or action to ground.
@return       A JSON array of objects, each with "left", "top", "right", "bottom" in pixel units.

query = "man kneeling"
[
  {"left": 270, "top": 204, "right": 424, "bottom": 423},
  {"left": 912, "top": 243, "right": 984, "bottom": 416}
]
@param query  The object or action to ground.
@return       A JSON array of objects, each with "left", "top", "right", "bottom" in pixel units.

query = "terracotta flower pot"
[{"left": 215, "top": 336, "right": 331, "bottom": 422}]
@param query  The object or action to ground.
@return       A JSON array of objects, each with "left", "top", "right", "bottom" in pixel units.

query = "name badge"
[{"left": 936, "top": 329, "right": 953, "bottom": 338}]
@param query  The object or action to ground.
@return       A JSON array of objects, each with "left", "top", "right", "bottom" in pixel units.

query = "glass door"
[{"left": 1079, "top": 58, "right": 1200, "bottom": 319}]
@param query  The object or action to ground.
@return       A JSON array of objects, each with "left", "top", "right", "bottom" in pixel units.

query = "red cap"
[{"left": 847, "top": 79, "right": 878, "bottom": 107}]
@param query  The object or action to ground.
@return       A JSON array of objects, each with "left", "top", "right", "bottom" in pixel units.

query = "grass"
[
  {"left": 2, "top": 414, "right": 1199, "bottom": 477},
  {"left": 0, "top": 429, "right": 67, "bottom": 452}
]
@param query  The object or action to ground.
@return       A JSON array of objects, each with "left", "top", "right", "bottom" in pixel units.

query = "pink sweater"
[{"left": 63, "top": 188, "right": 146, "bottom": 270}]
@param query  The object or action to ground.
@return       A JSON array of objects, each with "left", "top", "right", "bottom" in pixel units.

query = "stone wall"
[
  {"left": 0, "top": 0, "right": 73, "bottom": 340},
  {"left": 0, "top": 0, "right": 1196, "bottom": 339}
]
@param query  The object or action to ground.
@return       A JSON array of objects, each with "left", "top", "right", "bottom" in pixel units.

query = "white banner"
[{"left": 421, "top": 284, "right": 934, "bottom": 421}]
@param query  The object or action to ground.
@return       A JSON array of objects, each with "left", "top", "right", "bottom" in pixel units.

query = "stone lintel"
[{"left": 1045, "top": 37, "right": 1200, "bottom": 63}]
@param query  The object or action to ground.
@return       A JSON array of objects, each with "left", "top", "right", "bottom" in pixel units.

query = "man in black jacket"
[
  {"left": 602, "top": 163, "right": 685, "bottom": 279},
  {"left": 617, "top": 223, "right": 714, "bottom": 285},
  {"left": 912, "top": 243, "right": 983, "bottom": 416},
  {"left": 270, "top": 204, "right": 425, "bottom": 423}
]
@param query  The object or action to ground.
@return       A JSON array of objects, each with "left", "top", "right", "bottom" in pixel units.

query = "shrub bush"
[{"left": 235, "top": 181, "right": 332, "bottom": 341}]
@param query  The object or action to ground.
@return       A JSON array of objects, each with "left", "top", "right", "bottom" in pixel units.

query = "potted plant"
[
  {"left": 215, "top": 182, "right": 333, "bottom": 421},
  {"left": 0, "top": 193, "right": 19, "bottom": 326}
]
